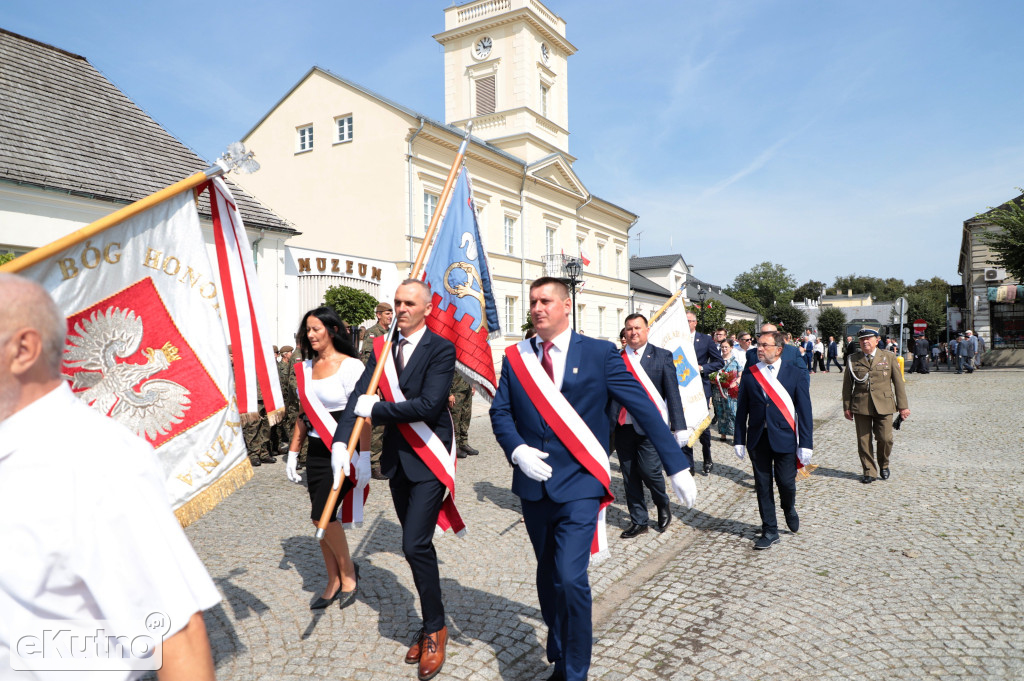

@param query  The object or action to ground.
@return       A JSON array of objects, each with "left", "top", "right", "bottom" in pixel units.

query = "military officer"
[
  {"left": 842, "top": 328, "right": 910, "bottom": 484},
  {"left": 360, "top": 301, "right": 393, "bottom": 479},
  {"left": 449, "top": 372, "right": 477, "bottom": 458}
]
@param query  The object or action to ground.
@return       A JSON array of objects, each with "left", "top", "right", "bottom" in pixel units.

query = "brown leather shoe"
[
  {"left": 404, "top": 630, "right": 423, "bottom": 664},
  {"left": 417, "top": 626, "right": 447, "bottom": 680}
]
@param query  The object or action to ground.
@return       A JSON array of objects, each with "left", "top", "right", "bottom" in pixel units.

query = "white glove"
[
  {"left": 285, "top": 451, "right": 302, "bottom": 483},
  {"left": 354, "top": 450, "right": 372, "bottom": 489},
  {"left": 354, "top": 394, "right": 379, "bottom": 418},
  {"left": 669, "top": 469, "right": 697, "bottom": 509},
  {"left": 734, "top": 445, "right": 747, "bottom": 460},
  {"left": 511, "top": 445, "right": 553, "bottom": 482},
  {"left": 330, "top": 442, "right": 351, "bottom": 490},
  {"left": 797, "top": 448, "right": 813, "bottom": 466},
  {"left": 673, "top": 429, "right": 694, "bottom": 447}
]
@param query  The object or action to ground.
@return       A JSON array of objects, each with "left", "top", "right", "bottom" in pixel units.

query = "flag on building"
[
  {"left": 579, "top": 246, "right": 592, "bottom": 267},
  {"left": 5, "top": 177, "right": 282, "bottom": 526},
  {"left": 647, "top": 292, "right": 712, "bottom": 444},
  {"left": 422, "top": 166, "right": 501, "bottom": 400}
]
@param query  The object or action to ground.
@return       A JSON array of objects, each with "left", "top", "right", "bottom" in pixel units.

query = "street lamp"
[
  {"left": 696, "top": 283, "right": 707, "bottom": 332},
  {"left": 564, "top": 256, "right": 583, "bottom": 331}
]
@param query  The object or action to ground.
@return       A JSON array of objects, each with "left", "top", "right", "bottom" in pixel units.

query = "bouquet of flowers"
[{"left": 709, "top": 369, "right": 739, "bottom": 398}]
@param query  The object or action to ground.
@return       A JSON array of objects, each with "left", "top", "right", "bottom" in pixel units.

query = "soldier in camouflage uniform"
[
  {"left": 360, "top": 302, "right": 392, "bottom": 479},
  {"left": 449, "top": 371, "right": 477, "bottom": 458},
  {"left": 277, "top": 345, "right": 307, "bottom": 468},
  {"left": 243, "top": 381, "right": 276, "bottom": 466}
]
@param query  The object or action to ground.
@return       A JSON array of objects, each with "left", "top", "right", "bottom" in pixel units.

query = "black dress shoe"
[
  {"left": 656, "top": 505, "right": 671, "bottom": 532},
  {"left": 620, "top": 523, "right": 649, "bottom": 539},
  {"left": 310, "top": 589, "right": 340, "bottom": 610},
  {"left": 784, "top": 508, "right": 799, "bottom": 533},
  {"left": 753, "top": 533, "right": 780, "bottom": 550},
  {"left": 702, "top": 461, "right": 713, "bottom": 476},
  {"left": 547, "top": 668, "right": 566, "bottom": 681},
  {"left": 880, "top": 468, "right": 890, "bottom": 480},
  {"left": 461, "top": 444, "right": 479, "bottom": 456},
  {"left": 860, "top": 475, "right": 874, "bottom": 484}
]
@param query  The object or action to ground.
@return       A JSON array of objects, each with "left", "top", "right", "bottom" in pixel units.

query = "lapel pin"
[{"left": 572, "top": 367, "right": 578, "bottom": 374}]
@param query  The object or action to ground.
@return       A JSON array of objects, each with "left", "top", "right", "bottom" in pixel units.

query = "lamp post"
[
  {"left": 696, "top": 284, "right": 707, "bottom": 333},
  {"left": 564, "top": 256, "right": 583, "bottom": 331}
]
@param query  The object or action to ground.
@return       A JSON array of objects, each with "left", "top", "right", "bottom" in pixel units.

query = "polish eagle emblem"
[{"left": 63, "top": 307, "right": 191, "bottom": 441}]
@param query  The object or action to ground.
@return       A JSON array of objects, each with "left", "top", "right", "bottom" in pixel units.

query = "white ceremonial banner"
[
  {"left": 15, "top": 189, "right": 251, "bottom": 526},
  {"left": 647, "top": 295, "right": 712, "bottom": 445}
]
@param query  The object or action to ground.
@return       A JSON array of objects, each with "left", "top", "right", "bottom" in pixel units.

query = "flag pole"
[
  {"left": 648, "top": 285, "right": 686, "bottom": 328},
  {"left": 0, "top": 165, "right": 224, "bottom": 274},
  {"left": 315, "top": 122, "right": 474, "bottom": 538}
]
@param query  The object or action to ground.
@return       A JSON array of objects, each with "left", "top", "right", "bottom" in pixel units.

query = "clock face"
[
  {"left": 540, "top": 43, "right": 550, "bottom": 65},
  {"left": 474, "top": 36, "right": 492, "bottom": 59}
]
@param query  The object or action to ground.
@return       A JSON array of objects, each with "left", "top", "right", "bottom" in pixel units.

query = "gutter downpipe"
[
  {"left": 407, "top": 117, "right": 426, "bottom": 264},
  {"left": 251, "top": 229, "right": 265, "bottom": 270}
]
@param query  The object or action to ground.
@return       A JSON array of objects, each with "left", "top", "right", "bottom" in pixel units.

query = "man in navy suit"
[
  {"left": 334, "top": 279, "right": 455, "bottom": 681},
  {"left": 825, "top": 336, "right": 843, "bottom": 372},
  {"left": 733, "top": 330, "right": 813, "bottom": 550},
  {"left": 612, "top": 313, "right": 690, "bottom": 538},
  {"left": 684, "top": 310, "right": 724, "bottom": 474},
  {"left": 490, "top": 278, "right": 697, "bottom": 681}
]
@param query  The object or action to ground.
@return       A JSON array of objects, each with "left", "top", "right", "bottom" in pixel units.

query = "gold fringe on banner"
[
  {"left": 267, "top": 406, "right": 284, "bottom": 427},
  {"left": 687, "top": 413, "right": 713, "bottom": 449},
  {"left": 174, "top": 459, "right": 254, "bottom": 528}
]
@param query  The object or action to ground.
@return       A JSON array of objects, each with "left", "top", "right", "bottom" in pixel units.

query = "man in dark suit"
[
  {"left": 910, "top": 333, "right": 931, "bottom": 374},
  {"left": 734, "top": 330, "right": 813, "bottom": 550},
  {"left": 824, "top": 336, "right": 841, "bottom": 372},
  {"left": 334, "top": 279, "right": 456, "bottom": 681},
  {"left": 612, "top": 313, "right": 690, "bottom": 538},
  {"left": 685, "top": 310, "right": 724, "bottom": 475},
  {"left": 746, "top": 323, "right": 807, "bottom": 374},
  {"left": 490, "top": 278, "right": 696, "bottom": 681}
]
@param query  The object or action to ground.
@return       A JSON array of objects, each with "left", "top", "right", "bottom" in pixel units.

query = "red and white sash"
[
  {"left": 294, "top": 360, "right": 369, "bottom": 528},
  {"left": 504, "top": 340, "right": 614, "bottom": 562},
  {"left": 617, "top": 349, "right": 669, "bottom": 428},
  {"left": 374, "top": 336, "right": 466, "bottom": 537},
  {"left": 746, "top": 362, "right": 804, "bottom": 469}
]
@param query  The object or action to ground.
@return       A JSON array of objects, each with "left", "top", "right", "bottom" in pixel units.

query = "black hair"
[{"left": 296, "top": 306, "right": 357, "bottom": 360}]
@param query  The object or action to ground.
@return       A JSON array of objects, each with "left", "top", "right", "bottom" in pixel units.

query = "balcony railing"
[{"left": 542, "top": 253, "right": 582, "bottom": 279}]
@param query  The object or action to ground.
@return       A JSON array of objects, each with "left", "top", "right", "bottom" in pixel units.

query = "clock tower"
[{"left": 434, "top": 0, "right": 576, "bottom": 163}]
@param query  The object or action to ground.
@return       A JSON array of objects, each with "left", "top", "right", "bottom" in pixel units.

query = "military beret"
[
  {"left": 857, "top": 328, "right": 880, "bottom": 339},
  {"left": 279, "top": 345, "right": 294, "bottom": 353},
  {"left": 375, "top": 302, "right": 393, "bottom": 313},
  {"left": 273, "top": 345, "right": 279, "bottom": 353}
]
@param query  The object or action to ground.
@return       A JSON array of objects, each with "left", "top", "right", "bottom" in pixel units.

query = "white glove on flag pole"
[
  {"left": 798, "top": 448, "right": 813, "bottom": 466},
  {"left": 331, "top": 442, "right": 352, "bottom": 490}
]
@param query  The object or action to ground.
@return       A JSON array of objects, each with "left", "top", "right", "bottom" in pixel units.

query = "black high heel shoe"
[
  {"left": 310, "top": 587, "right": 341, "bottom": 610},
  {"left": 338, "top": 562, "right": 360, "bottom": 610}
]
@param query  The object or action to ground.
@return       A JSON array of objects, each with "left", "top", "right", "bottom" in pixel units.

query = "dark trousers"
[
  {"left": 683, "top": 426, "right": 712, "bottom": 465},
  {"left": 750, "top": 433, "right": 796, "bottom": 536},
  {"left": 826, "top": 356, "right": 843, "bottom": 371},
  {"left": 522, "top": 495, "right": 600, "bottom": 681},
  {"left": 614, "top": 425, "right": 669, "bottom": 525},
  {"left": 389, "top": 470, "right": 447, "bottom": 632},
  {"left": 910, "top": 355, "right": 929, "bottom": 373}
]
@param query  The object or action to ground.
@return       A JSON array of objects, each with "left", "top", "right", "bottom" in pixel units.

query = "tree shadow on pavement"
[
  {"left": 474, "top": 480, "right": 523, "bottom": 515},
  {"left": 200, "top": 568, "right": 269, "bottom": 669},
  {"left": 708, "top": 461, "right": 755, "bottom": 489},
  {"left": 440, "top": 576, "right": 548, "bottom": 681},
  {"left": 678, "top": 507, "right": 760, "bottom": 540}
]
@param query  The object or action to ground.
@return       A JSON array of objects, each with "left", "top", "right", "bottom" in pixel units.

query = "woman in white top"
[{"left": 285, "top": 306, "right": 368, "bottom": 610}]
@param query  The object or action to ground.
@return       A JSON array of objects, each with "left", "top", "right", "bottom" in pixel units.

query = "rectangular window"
[
  {"left": 545, "top": 227, "right": 556, "bottom": 256},
  {"left": 505, "top": 296, "right": 517, "bottom": 333},
  {"left": 597, "top": 243, "right": 605, "bottom": 274},
  {"left": 335, "top": 115, "right": 353, "bottom": 143},
  {"left": 504, "top": 216, "right": 515, "bottom": 255},
  {"left": 296, "top": 124, "right": 313, "bottom": 152},
  {"left": 423, "top": 192, "right": 438, "bottom": 234},
  {"left": 616, "top": 249, "right": 622, "bottom": 278},
  {"left": 577, "top": 303, "right": 586, "bottom": 334},
  {"left": 540, "top": 83, "right": 549, "bottom": 117},
  {"left": 598, "top": 306, "right": 606, "bottom": 337},
  {"left": 476, "top": 75, "right": 496, "bottom": 115}
]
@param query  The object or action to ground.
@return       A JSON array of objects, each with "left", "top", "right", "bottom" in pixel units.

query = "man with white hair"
[{"left": 0, "top": 273, "right": 219, "bottom": 680}]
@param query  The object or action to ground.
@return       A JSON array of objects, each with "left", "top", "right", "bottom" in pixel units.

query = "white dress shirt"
[
  {"left": 535, "top": 326, "right": 572, "bottom": 391},
  {"left": 396, "top": 324, "right": 428, "bottom": 369},
  {"left": 622, "top": 343, "right": 647, "bottom": 426},
  {"left": 0, "top": 384, "right": 221, "bottom": 679}
]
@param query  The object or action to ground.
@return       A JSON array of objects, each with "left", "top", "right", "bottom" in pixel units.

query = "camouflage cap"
[{"left": 375, "top": 302, "right": 393, "bottom": 313}]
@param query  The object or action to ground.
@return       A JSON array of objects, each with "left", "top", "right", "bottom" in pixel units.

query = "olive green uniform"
[
  {"left": 243, "top": 382, "right": 275, "bottom": 465},
  {"left": 450, "top": 372, "right": 473, "bottom": 450},
  {"left": 842, "top": 348, "right": 909, "bottom": 477}
]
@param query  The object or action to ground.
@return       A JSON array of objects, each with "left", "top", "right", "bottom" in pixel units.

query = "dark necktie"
[
  {"left": 541, "top": 341, "right": 554, "bottom": 381},
  {"left": 395, "top": 338, "right": 409, "bottom": 376}
]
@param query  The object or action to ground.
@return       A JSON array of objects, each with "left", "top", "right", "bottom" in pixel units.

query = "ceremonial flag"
[
  {"left": 4, "top": 176, "right": 282, "bottom": 526},
  {"left": 423, "top": 166, "right": 501, "bottom": 400},
  {"left": 579, "top": 246, "right": 592, "bottom": 267},
  {"left": 647, "top": 293, "right": 712, "bottom": 446}
]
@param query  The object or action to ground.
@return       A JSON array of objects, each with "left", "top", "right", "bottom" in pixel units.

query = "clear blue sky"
[{"left": 3, "top": 1, "right": 1020, "bottom": 290}]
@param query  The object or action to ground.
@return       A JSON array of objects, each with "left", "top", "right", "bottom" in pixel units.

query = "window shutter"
[{"left": 476, "top": 76, "right": 495, "bottom": 115}]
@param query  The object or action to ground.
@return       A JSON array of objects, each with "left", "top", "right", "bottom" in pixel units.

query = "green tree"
[
  {"left": 688, "top": 299, "right": 726, "bottom": 335},
  {"left": 831, "top": 274, "right": 906, "bottom": 302},
  {"left": 765, "top": 303, "right": 807, "bottom": 335},
  {"left": 816, "top": 306, "right": 848, "bottom": 342},
  {"left": 323, "top": 285, "right": 377, "bottom": 326},
  {"left": 0, "top": 253, "right": 15, "bottom": 266},
  {"left": 905, "top": 277, "right": 949, "bottom": 342},
  {"left": 725, "top": 319, "right": 755, "bottom": 338},
  {"left": 977, "top": 195, "right": 1024, "bottom": 282},
  {"left": 725, "top": 262, "right": 797, "bottom": 315},
  {"left": 792, "top": 280, "right": 826, "bottom": 303}
]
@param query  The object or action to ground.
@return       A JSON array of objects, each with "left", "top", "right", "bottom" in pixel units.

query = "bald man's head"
[{"left": 0, "top": 273, "right": 66, "bottom": 381}]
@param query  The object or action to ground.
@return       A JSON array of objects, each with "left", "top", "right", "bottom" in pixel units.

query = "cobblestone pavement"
[{"left": 184, "top": 367, "right": 1023, "bottom": 680}]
